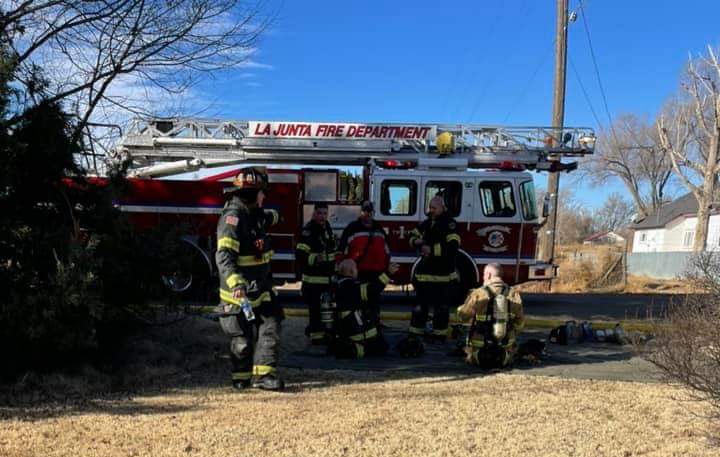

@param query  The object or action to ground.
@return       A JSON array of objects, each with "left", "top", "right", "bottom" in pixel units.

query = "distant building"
[
  {"left": 582, "top": 231, "right": 625, "bottom": 246},
  {"left": 631, "top": 193, "right": 720, "bottom": 252}
]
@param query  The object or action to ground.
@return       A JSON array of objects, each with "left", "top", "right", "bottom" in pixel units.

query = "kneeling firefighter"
[
  {"left": 328, "top": 259, "right": 398, "bottom": 358},
  {"left": 215, "top": 167, "right": 285, "bottom": 391},
  {"left": 456, "top": 263, "right": 525, "bottom": 368}
]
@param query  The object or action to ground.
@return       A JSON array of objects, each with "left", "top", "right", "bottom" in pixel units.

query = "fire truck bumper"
[{"left": 528, "top": 263, "right": 558, "bottom": 280}]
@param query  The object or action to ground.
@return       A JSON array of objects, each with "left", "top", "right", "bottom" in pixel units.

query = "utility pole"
[{"left": 539, "top": 0, "right": 568, "bottom": 281}]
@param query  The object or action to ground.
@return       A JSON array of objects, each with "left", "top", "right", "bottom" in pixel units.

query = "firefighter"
[
  {"left": 400, "top": 196, "right": 461, "bottom": 355},
  {"left": 457, "top": 263, "right": 525, "bottom": 368},
  {"left": 215, "top": 167, "right": 285, "bottom": 391},
  {"left": 337, "top": 200, "right": 390, "bottom": 324},
  {"left": 295, "top": 203, "right": 338, "bottom": 345},
  {"left": 330, "top": 259, "right": 399, "bottom": 358}
]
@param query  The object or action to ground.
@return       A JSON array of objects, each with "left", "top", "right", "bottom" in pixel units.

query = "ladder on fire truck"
[{"left": 116, "top": 118, "right": 596, "bottom": 177}]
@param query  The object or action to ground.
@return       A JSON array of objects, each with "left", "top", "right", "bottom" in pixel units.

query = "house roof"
[
  {"left": 583, "top": 231, "right": 624, "bottom": 242},
  {"left": 631, "top": 193, "right": 698, "bottom": 230}
]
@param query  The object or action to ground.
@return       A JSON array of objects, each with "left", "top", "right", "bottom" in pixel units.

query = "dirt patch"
[{"left": 0, "top": 371, "right": 715, "bottom": 457}]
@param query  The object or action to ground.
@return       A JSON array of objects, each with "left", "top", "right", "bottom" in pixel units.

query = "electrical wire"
[
  {"left": 502, "top": 42, "right": 555, "bottom": 123},
  {"left": 569, "top": 55, "right": 604, "bottom": 130},
  {"left": 578, "top": 1, "right": 619, "bottom": 142}
]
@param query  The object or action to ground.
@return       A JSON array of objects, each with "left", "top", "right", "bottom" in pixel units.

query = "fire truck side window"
[
  {"left": 381, "top": 180, "right": 417, "bottom": 216},
  {"left": 478, "top": 181, "right": 516, "bottom": 217},
  {"left": 519, "top": 180, "right": 538, "bottom": 220},
  {"left": 424, "top": 181, "right": 462, "bottom": 217}
]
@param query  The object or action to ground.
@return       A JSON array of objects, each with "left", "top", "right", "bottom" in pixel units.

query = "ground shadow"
[{"left": 0, "top": 315, "right": 654, "bottom": 420}]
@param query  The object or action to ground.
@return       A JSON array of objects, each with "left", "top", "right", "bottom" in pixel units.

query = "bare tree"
[
  {"left": 1, "top": 0, "right": 271, "bottom": 169},
  {"left": 556, "top": 190, "right": 596, "bottom": 245},
  {"left": 658, "top": 46, "right": 720, "bottom": 252},
  {"left": 583, "top": 114, "right": 672, "bottom": 219},
  {"left": 593, "top": 192, "right": 634, "bottom": 233}
]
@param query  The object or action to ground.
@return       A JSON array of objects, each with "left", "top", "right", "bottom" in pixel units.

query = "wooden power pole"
[{"left": 539, "top": 0, "right": 569, "bottom": 273}]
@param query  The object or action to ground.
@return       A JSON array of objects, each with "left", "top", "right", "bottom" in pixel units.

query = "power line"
[
  {"left": 578, "top": 1, "right": 619, "bottom": 142},
  {"left": 502, "top": 43, "right": 555, "bottom": 123},
  {"left": 568, "top": 55, "right": 604, "bottom": 130}
]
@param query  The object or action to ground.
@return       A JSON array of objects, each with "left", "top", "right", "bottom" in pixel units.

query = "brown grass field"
[{"left": 0, "top": 370, "right": 715, "bottom": 457}]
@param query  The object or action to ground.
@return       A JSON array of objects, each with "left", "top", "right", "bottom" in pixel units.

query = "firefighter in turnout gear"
[
  {"left": 215, "top": 167, "right": 285, "bottom": 391},
  {"left": 296, "top": 203, "right": 339, "bottom": 345},
  {"left": 330, "top": 259, "right": 398, "bottom": 358},
  {"left": 457, "top": 263, "right": 525, "bottom": 368},
  {"left": 337, "top": 200, "right": 391, "bottom": 324},
  {"left": 410, "top": 196, "right": 461, "bottom": 339}
]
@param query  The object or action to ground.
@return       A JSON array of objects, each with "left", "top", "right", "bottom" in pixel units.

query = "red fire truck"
[{"left": 115, "top": 118, "right": 595, "bottom": 296}]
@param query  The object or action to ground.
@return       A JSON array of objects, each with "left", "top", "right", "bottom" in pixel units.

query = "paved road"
[{"left": 278, "top": 291, "right": 687, "bottom": 322}]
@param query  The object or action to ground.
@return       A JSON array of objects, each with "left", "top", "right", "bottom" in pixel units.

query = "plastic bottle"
[{"left": 240, "top": 296, "right": 255, "bottom": 321}]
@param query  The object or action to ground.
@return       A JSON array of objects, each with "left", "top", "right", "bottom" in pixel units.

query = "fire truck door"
[{"left": 473, "top": 177, "right": 524, "bottom": 283}]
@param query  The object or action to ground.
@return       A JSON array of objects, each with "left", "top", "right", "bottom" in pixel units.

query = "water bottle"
[
  {"left": 240, "top": 296, "right": 255, "bottom": 322},
  {"left": 492, "top": 293, "right": 508, "bottom": 340}
]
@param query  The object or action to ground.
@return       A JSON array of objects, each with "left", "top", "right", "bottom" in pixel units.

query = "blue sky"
[{"left": 194, "top": 0, "right": 720, "bottom": 209}]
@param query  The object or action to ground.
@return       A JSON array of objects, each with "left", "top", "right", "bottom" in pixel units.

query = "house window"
[
  {"left": 479, "top": 181, "right": 516, "bottom": 218},
  {"left": 380, "top": 180, "right": 417, "bottom": 216},
  {"left": 683, "top": 230, "right": 695, "bottom": 248},
  {"left": 639, "top": 233, "right": 647, "bottom": 242}
]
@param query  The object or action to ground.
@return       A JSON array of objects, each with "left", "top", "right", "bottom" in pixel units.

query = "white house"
[{"left": 631, "top": 193, "right": 720, "bottom": 252}]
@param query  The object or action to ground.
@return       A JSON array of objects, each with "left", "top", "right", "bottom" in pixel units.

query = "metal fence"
[{"left": 626, "top": 252, "right": 694, "bottom": 279}]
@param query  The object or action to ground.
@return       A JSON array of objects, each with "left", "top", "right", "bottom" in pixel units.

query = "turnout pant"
[
  {"left": 358, "top": 271, "right": 385, "bottom": 325},
  {"left": 331, "top": 308, "right": 387, "bottom": 358},
  {"left": 218, "top": 299, "right": 283, "bottom": 382},
  {"left": 409, "top": 281, "right": 457, "bottom": 338},
  {"left": 301, "top": 282, "right": 330, "bottom": 343}
]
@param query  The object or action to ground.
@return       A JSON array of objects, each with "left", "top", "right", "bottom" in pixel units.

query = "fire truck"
[{"left": 115, "top": 118, "right": 596, "bottom": 297}]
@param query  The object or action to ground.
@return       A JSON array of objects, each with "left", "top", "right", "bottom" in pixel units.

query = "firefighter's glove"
[
  {"left": 387, "top": 263, "right": 400, "bottom": 275},
  {"left": 420, "top": 245, "right": 431, "bottom": 257}
]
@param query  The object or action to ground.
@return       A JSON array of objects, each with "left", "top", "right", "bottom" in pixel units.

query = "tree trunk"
[{"left": 694, "top": 201, "right": 710, "bottom": 251}]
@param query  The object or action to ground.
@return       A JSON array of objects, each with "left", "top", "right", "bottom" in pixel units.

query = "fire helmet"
[{"left": 224, "top": 167, "right": 268, "bottom": 194}]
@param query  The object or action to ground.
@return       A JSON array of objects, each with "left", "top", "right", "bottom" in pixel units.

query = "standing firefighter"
[
  {"left": 296, "top": 203, "right": 338, "bottom": 345},
  {"left": 457, "top": 263, "right": 525, "bottom": 368},
  {"left": 216, "top": 167, "right": 285, "bottom": 391},
  {"left": 398, "top": 196, "right": 460, "bottom": 356},
  {"left": 338, "top": 201, "right": 390, "bottom": 324}
]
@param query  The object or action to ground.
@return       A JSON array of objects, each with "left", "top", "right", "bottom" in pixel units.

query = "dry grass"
[{"left": 0, "top": 371, "right": 715, "bottom": 457}]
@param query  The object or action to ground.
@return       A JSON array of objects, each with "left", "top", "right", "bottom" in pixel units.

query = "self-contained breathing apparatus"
[{"left": 465, "top": 284, "right": 512, "bottom": 367}]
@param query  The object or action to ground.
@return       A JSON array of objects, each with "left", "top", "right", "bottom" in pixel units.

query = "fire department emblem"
[
  {"left": 488, "top": 231, "right": 505, "bottom": 248},
  {"left": 476, "top": 225, "right": 511, "bottom": 253}
]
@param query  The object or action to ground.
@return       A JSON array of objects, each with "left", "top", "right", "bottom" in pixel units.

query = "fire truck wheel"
[
  {"left": 161, "top": 237, "right": 213, "bottom": 300},
  {"left": 409, "top": 249, "right": 478, "bottom": 306}
]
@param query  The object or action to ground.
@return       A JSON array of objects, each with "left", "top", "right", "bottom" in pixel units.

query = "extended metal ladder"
[{"left": 117, "top": 118, "right": 596, "bottom": 177}]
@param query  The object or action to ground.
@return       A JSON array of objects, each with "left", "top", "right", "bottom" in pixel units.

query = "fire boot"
[{"left": 252, "top": 375, "right": 285, "bottom": 391}]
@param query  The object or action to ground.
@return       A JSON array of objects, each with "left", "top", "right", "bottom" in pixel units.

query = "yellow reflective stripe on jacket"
[
  {"left": 219, "top": 289, "right": 272, "bottom": 307},
  {"left": 226, "top": 273, "right": 246, "bottom": 289},
  {"left": 360, "top": 283, "right": 369, "bottom": 301},
  {"left": 446, "top": 233, "right": 461, "bottom": 244},
  {"left": 355, "top": 343, "right": 365, "bottom": 358},
  {"left": 253, "top": 365, "right": 276, "bottom": 376},
  {"left": 378, "top": 273, "right": 390, "bottom": 285},
  {"left": 433, "top": 243, "right": 442, "bottom": 256},
  {"left": 470, "top": 338, "right": 485, "bottom": 348},
  {"left": 308, "top": 253, "right": 318, "bottom": 265},
  {"left": 415, "top": 271, "right": 459, "bottom": 283},
  {"left": 232, "top": 371, "right": 252, "bottom": 381},
  {"left": 408, "top": 228, "right": 422, "bottom": 246},
  {"left": 474, "top": 315, "right": 492, "bottom": 322},
  {"left": 350, "top": 327, "right": 378, "bottom": 341},
  {"left": 302, "top": 274, "right": 331, "bottom": 284},
  {"left": 341, "top": 311, "right": 352, "bottom": 318},
  {"left": 409, "top": 326, "right": 425, "bottom": 335},
  {"left": 296, "top": 243, "right": 312, "bottom": 253},
  {"left": 236, "top": 250, "right": 274, "bottom": 266},
  {"left": 432, "top": 328, "right": 448, "bottom": 336},
  {"left": 217, "top": 236, "right": 240, "bottom": 253}
]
